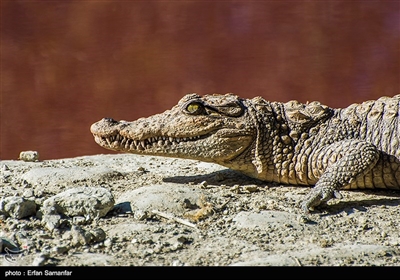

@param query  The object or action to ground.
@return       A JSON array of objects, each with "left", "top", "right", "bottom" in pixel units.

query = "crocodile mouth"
[
  {"left": 91, "top": 117, "right": 253, "bottom": 161},
  {"left": 94, "top": 133, "right": 208, "bottom": 151}
]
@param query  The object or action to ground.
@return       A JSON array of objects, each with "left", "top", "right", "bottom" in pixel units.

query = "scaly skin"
[{"left": 90, "top": 93, "right": 400, "bottom": 212}]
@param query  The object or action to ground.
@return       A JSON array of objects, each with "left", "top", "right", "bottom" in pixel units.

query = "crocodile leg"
[{"left": 300, "top": 140, "right": 380, "bottom": 212}]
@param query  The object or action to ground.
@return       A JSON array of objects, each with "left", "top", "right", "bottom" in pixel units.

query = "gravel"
[{"left": 0, "top": 153, "right": 400, "bottom": 266}]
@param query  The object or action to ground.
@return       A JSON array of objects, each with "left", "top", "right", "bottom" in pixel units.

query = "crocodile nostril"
[{"left": 103, "top": 117, "right": 118, "bottom": 123}]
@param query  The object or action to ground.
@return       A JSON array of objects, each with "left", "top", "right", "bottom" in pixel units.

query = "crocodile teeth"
[{"left": 105, "top": 134, "right": 205, "bottom": 150}]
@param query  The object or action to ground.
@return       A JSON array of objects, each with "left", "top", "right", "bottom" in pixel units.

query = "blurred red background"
[{"left": 1, "top": 0, "right": 399, "bottom": 160}]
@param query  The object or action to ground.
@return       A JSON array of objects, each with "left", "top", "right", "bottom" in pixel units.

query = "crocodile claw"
[{"left": 300, "top": 187, "right": 341, "bottom": 213}]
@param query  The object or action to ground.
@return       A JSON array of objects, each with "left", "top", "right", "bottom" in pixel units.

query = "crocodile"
[{"left": 90, "top": 93, "right": 400, "bottom": 212}]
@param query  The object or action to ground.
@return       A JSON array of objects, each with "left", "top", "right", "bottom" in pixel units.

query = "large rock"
[
  {"left": 21, "top": 166, "right": 122, "bottom": 187},
  {"left": 115, "top": 184, "right": 205, "bottom": 215},
  {"left": 0, "top": 196, "right": 36, "bottom": 219},
  {"left": 42, "top": 186, "right": 114, "bottom": 220}
]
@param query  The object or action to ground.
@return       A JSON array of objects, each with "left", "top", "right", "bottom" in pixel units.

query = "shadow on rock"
[{"left": 162, "top": 169, "right": 265, "bottom": 186}]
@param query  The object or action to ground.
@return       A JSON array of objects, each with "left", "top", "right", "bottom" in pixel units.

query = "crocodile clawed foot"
[{"left": 300, "top": 187, "right": 341, "bottom": 213}]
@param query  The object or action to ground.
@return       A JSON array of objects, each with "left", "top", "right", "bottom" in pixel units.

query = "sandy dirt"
[{"left": 1, "top": 153, "right": 400, "bottom": 267}]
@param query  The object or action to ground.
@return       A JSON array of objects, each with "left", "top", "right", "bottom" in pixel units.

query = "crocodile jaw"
[{"left": 90, "top": 116, "right": 254, "bottom": 164}]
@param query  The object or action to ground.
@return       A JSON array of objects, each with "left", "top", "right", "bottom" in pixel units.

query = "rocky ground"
[{"left": 1, "top": 153, "right": 400, "bottom": 267}]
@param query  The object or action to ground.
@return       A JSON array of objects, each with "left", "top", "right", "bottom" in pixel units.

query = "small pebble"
[{"left": 19, "top": 151, "right": 40, "bottom": 162}]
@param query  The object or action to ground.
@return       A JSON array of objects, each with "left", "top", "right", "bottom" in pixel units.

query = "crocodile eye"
[
  {"left": 185, "top": 102, "right": 205, "bottom": 115},
  {"left": 187, "top": 103, "right": 199, "bottom": 112}
]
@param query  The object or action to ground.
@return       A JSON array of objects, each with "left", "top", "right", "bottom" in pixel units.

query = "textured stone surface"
[
  {"left": 42, "top": 186, "right": 115, "bottom": 220},
  {"left": 115, "top": 184, "right": 206, "bottom": 215},
  {"left": 21, "top": 166, "right": 122, "bottom": 187},
  {"left": 0, "top": 196, "right": 36, "bottom": 219}
]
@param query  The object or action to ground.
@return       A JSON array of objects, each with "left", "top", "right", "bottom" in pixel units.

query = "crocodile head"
[{"left": 90, "top": 93, "right": 257, "bottom": 167}]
